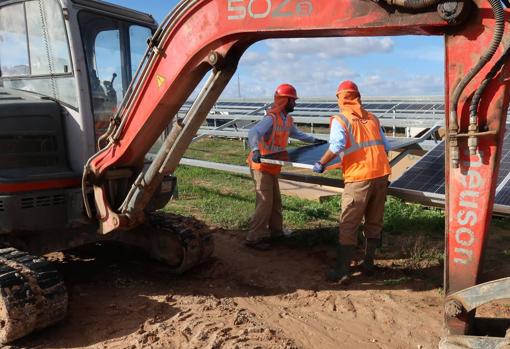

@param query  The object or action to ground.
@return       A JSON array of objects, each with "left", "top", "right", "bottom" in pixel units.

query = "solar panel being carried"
[
  {"left": 261, "top": 136, "right": 430, "bottom": 169},
  {"left": 389, "top": 130, "right": 510, "bottom": 215}
]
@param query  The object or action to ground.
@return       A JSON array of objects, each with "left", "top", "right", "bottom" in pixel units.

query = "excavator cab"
[
  {"left": 0, "top": 0, "right": 156, "bottom": 148},
  {"left": 0, "top": 0, "right": 158, "bottom": 234}
]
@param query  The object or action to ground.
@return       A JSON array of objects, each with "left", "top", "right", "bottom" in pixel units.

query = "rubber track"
[
  {"left": 147, "top": 213, "right": 215, "bottom": 273},
  {"left": 0, "top": 248, "right": 67, "bottom": 344}
]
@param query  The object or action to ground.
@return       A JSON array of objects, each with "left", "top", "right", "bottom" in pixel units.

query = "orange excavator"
[{"left": 0, "top": 0, "right": 509, "bottom": 347}]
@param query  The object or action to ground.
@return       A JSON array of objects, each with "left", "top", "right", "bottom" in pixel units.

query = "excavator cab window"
[
  {"left": 0, "top": 0, "right": 75, "bottom": 105},
  {"left": 78, "top": 11, "right": 152, "bottom": 143}
]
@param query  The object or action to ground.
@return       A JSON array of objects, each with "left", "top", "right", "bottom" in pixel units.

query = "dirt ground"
[{"left": 8, "top": 227, "right": 508, "bottom": 349}]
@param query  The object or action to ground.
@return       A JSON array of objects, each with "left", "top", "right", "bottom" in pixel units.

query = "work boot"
[
  {"left": 358, "top": 238, "right": 379, "bottom": 275},
  {"left": 326, "top": 245, "right": 356, "bottom": 284}
]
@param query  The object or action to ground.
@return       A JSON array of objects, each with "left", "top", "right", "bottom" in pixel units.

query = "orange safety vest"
[
  {"left": 247, "top": 111, "right": 293, "bottom": 175},
  {"left": 331, "top": 113, "right": 391, "bottom": 182}
]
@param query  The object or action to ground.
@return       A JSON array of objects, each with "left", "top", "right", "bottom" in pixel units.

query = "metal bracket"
[
  {"left": 441, "top": 278, "right": 510, "bottom": 348},
  {"left": 445, "top": 277, "right": 510, "bottom": 316}
]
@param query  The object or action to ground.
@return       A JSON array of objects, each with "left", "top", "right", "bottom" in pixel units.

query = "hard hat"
[
  {"left": 275, "top": 83, "right": 298, "bottom": 99},
  {"left": 336, "top": 80, "right": 359, "bottom": 96}
]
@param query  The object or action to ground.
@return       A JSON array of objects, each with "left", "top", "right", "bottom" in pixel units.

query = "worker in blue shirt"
[
  {"left": 246, "top": 83, "right": 326, "bottom": 250},
  {"left": 313, "top": 80, "right": 391, "bottom": 284},
  {"left": 327, "top": 112, "right": 390, "bottom": 156}
]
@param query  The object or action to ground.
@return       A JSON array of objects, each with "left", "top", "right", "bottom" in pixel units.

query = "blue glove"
[
  {"left": 314, "top": 138, "right": 328, "bottom": 145},
  {"left": 313, "top": 162, "right": 325, "bottom": 173},
  {"left": 252, "top": 150, "right": 261, "bottom": 164}
]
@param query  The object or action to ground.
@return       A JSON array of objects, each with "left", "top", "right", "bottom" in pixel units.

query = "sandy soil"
[{"left": 5, "top": 229, "right": 471, "bottom": 349}]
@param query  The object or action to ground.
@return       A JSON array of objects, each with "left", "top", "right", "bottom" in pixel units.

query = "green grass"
[
  {"left": 183, "top": 138, "right": 251, "bottom": 165},
  {"left": 163, "top": 138, "right": 448, "bottom": 241},
  {"left": 164, "top": 138, "right": 510, "bottom": 271},
  {"left": 166, "top": 165, "right": 341, "bottom": 230},
  {"left": 165, "top": 168, "right": 446, "bottom": 242},
  {"left": 382, "top": 276, "right": 412, "bottom": 286},
  {"left": 384, "top": 197, "right": 444, "bottom": 237}
]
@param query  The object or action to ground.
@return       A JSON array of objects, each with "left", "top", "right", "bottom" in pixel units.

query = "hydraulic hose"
[
  {"left": 448, "top": 0, "right": 504, "bottom": 164},
  {"left": 469, "top": 43, "right": 510, "bottom": 127},
  {"left": 450, "top": 0, "right": 504, "bottom": 124},
  {"left": 382, "top": 0, "right": 442, "bottom": 10}
]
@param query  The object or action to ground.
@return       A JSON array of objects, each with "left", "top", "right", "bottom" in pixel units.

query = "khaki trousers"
[
  {"left": 247, "top": 169, "right": 283, "bottom": 242},
  {"left": 339, "top": 175, "right": 389, "bottom": 246}
]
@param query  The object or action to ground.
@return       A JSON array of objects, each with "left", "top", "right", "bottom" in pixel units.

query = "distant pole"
[{"left": 237, "top": 73, "right": 241, "bottom": 98}]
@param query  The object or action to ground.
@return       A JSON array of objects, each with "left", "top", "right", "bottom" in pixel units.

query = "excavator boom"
[{"left": 84, "top": 0, "right": 510, "bottom": 345}]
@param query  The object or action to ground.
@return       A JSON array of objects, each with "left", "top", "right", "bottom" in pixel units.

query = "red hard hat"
[
  {"left": 336, "top": 80, "right": 359, "bottom": 96},
  {"left": 275, "top": 83, "right": 298, "bottom": 99}
]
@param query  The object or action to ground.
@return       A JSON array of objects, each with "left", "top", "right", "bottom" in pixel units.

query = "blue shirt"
[
  {"left": 329, "top": 118, "right": 390, "bottom": 155},
  {"left": 248, "top": 112, "right": 316, "bottom": 151}
]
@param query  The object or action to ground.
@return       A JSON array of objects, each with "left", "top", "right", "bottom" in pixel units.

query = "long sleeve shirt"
[
  {"left": 248, "top": 114, "right": 316, "bottom": 151},
  {"left": 329, "top": 118, "right": 390, "bottom": 155}
]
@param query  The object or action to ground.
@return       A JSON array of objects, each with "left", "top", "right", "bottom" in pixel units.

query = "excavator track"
[
  {"left": 120, "top": 212, "right": 215, "bottom": 273},
  {"left": 0, "top": 248, "right": 67, "bottom": 344},
  {"left": 148, "top": 212, "right": 215, "bottom": 273}
]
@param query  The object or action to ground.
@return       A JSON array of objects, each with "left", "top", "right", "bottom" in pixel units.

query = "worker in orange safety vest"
[
  {"left": 246, "top": 83, "right": 326, "bottom": 251},
  {"left": 313, "top": 80, "right": 391, "bottom": 284}
]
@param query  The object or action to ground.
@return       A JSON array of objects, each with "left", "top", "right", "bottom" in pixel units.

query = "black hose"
[
  {"left": 470, "top": 41, "right": 510, "bottom": 121},
  {"left": 389, "top": 0, "right": 442, "bottom": 9},
  {"left": 450, "top": 0, "right": 505, "bottom": 126}
]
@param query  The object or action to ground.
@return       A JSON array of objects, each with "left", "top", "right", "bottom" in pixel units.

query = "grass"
[
  {"left": 166, "top": 165, "right": 341, "bottom": 230},
  {"left": 163, "top": 138, "right": 510, "bottom": 272},
  {"left": 382, "top": 277, "right": 412, "bottom": 286},
  {"left": 165, "top": 136, "right": 447, "bottom": 239},
  {"left": 384, "top": 197, "right": 444, "bottom": 237}
]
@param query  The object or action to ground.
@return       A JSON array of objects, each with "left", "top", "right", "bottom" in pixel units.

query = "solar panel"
[
  {"left": 390, "top": 130, "right": 510, "bottom": 212},
  {"left": 391, "top": 141, "right": 445, "bottom": 193},
  {"left": 496, "top": 186, "right": 510, "bottom": 206},
  {"left": 261, "top": 137, "right": 424, "bottom": 169}
]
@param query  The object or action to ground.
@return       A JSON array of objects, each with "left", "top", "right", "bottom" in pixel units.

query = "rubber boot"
[
  {"left": 359, "top": 238, "right": 379, "bottom": 275},
  {"left": 326, "top": 245, "right": 355, "bottom": 284}
]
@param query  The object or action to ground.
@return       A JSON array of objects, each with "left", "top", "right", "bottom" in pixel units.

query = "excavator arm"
[{"left": 83, "top": 0, "right": 510, "bottom": 345}]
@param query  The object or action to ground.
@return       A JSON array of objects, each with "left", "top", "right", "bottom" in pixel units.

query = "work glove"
[
  {"left": 314, "top": 138, "right": 328, "bottom": 145},
  {"left": 313, "top": 162, "right": 325, "bottom": 173},
  {"left": 252, "top": 150, "right": 262, "bottom": 164}
]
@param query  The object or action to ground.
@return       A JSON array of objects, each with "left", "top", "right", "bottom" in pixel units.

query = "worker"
[
  {"left": 313, "top": 80, "right": 391, "bottom": 284},
  {"left": 246, "top": 83, "right": 326, "bottom": 251}
]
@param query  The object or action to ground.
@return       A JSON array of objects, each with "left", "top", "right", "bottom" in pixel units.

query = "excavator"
[{"left": 0, "top": 0, "right": 509, "bottom": 347}]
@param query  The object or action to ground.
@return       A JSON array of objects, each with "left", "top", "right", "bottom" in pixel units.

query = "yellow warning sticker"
[{"left": 156, "top": 74, "right": 166, "bottom": 88}]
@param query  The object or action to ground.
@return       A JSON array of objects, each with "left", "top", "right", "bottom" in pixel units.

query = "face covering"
[
  {"left": 337, "top": 90, "right": 367, "bottom": 119},
  {"left": 268, "top": 96, "right": 291, "bottom": 115},
  {"left": 285, "top": 98, "right": 296, "bottom": 113}
]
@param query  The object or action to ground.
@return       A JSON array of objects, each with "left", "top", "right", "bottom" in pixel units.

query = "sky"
[{"left": 109, "top": 0, "right": 444, "bottom": 99}]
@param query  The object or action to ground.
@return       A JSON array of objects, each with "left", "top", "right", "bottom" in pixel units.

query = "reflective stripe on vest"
[
  {"left": 331, "top": 113, "right": 391, "bottom": 182},
  {"left": 248, "top": 111, "right": 292, "bottom": 175},
  {"left": 264, "top": 112, "right": 292, "bottom": 154},
  {"left": 336, "top": 114, "right": 384, "bottom": 155}
]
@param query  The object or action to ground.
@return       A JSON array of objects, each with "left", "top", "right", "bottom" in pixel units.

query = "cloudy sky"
[{"left": 111, "top": 0, "right": 444, "bottom": 98}]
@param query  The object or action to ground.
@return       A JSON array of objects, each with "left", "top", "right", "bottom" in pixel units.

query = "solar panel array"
[
  {"left": 390, "top": 131, "right": 510, "bottom": 208},
  {"left": 181, "top": 98, "right": 445, "bottom": 129}
]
